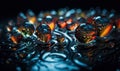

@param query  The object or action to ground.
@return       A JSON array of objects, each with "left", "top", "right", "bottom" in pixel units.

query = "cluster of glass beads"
[{"left": 0, "top": 8, "right": 120, "bottom": 70}]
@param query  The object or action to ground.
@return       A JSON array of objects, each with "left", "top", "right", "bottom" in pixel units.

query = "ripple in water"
[{"left": 41, "top": 52, "right": 67, "bottom": 62}]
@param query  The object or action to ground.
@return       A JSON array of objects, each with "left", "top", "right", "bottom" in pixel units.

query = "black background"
[{"left": 0, "top": 0, "right": 120, "bottom": 21}]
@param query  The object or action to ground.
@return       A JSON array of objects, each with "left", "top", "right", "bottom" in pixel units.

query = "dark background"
[{"left": 0, "top": 0, "right": 119, "bottom": 21}]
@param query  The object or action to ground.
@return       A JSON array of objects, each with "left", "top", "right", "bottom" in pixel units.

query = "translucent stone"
[
  {"left": 77, "top": 17, "right": 86, "bottom": 23},
  {"left": 17, "top": 22, "right": 34, "bottom": 38},
  {"left": 27, "top": 10, "right": 37, "bottom": 24},
  {"left": 58, "top": 8, "right": 68, "bottom": 16},
  {"left": 66, "top": 22, "right": 79, "bottom": 31},
  {"left": 50, "top": 10, "right": 57, "bottom": 16},
  {"left": 75, "top": 24, "right": 96, "bottom": 44},
  {"left": 10, "top": 33, "right": 23, "bottom": 44},
  {"left": 36, "top": 24, "right": 51, "bottom": 43},
  {"left": 58, "top": 16, "right": 67, "bottom": 29},
  {"left": 17, "top": 12, "right": 27, "bottom": 25},
  {"left": 45, "top": 16, "right": 55, "bottom": 31}
]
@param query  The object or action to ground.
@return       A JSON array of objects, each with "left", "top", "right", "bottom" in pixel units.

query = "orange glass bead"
[{"left": 36, "top": 24, "right": 51, "bottom": 43}]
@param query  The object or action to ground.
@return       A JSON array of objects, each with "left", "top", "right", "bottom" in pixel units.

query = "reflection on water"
[{"left": 0, "top": 8, "right": 120, "bottom": 71}]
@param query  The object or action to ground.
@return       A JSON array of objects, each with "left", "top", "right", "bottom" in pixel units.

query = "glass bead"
[
  {"left": 17, "top": 22, "right": 35, "bottom": 38},
  {"left": 58, "top": 16, "right": 67, "bottom": 29},
  {"left": 75, "top": 24, "right": 96, "bottom": 44},
  {"left": 10, "top": 33, "right": 23, "bottom": 44},
  {"left": 66, "top": 22, "right": 79, "bottom": 31},
  {"left": 35, "top": 24, "right": 51, "bottom": 43},
  {"left": 45, "top": 16, "right": 55, "bottom": 31},
  {"left": 17, "top": 12, "right": 27, "bottom": 26},
  {"left": 26, "top": 10, "right": 37, "bottom": 24}
]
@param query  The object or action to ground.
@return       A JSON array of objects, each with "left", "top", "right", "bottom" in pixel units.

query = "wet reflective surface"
[{"left": 0, "top": 8, "right": 120, "bottom": 71}]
